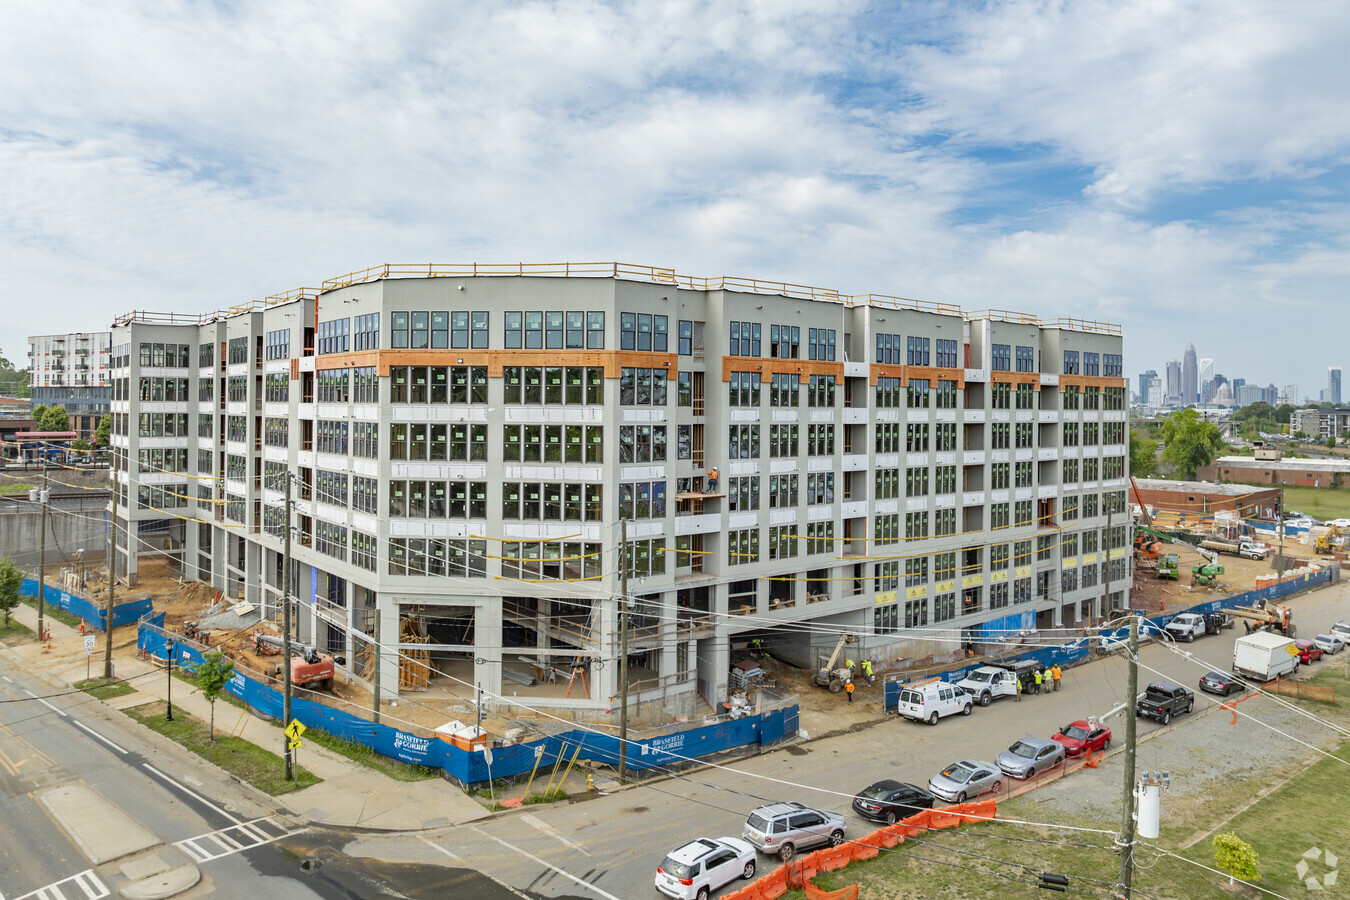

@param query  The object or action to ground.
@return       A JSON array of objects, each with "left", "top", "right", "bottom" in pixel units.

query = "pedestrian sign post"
[{"left": 285, "top": 719, "right": 307, "bottom": 783}]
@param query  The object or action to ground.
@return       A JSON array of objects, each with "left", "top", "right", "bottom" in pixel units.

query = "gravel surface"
[{"left": 1027, "top": 682, "right": 1349, "bottom": 827}]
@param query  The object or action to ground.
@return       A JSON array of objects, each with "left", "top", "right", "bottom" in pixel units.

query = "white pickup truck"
[{"left": 954, "top": 666, "right": 1023, "bottom": 706}]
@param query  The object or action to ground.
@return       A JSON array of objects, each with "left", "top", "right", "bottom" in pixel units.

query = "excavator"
[
  {"left": 1222, "top": 601, "right": 1296, "bottom": 638},
  {"left": 811, "top": 633, "right": 859, "bottom": 693},
  {"left": 253, "top": 633, "right": 337, "bottom": 690}
]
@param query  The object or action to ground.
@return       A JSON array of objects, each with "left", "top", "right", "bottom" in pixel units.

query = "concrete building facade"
[
  {"left": 27, "top": 332, "right": 112, "bottom": 441},
  {"left": 108, "top": 264, "right": 1130, "bottom": 716},
  {"left": 1182, "top": 344, "right": 1198, "bottom": 405}
]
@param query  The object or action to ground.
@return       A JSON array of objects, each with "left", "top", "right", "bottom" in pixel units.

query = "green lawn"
[
  {"left": 1279, "top": 486, "right": 1350, "bottom": 522},
  {"left": 785, "top": 735, "right": 1350, "bottom": 899},
  {"left": 0, "top": 617, "right": 33, "bottom": 645},
  {"left": 75, "top": 678, "right": 137, "bottom": 700},
  {"left": 0, "top": 481, "right": 35, "bottom": 496},
  {"left": 124, "top": 701, "right": 321, "bottom": 795}
]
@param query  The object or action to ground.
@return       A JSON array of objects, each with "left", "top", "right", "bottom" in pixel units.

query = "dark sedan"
[
  {"left": 851, "top": 780, "right": 935, "bottom": 825},
  {"left": 1199, "top": 670, "right": 1245, "bottom": 696}
]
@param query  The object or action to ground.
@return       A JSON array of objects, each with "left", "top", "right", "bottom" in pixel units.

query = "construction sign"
[{"left": 285, "top": 719, "right": 306, "bottom": 749}]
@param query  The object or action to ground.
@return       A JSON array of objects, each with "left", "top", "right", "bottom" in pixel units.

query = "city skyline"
[
  {"left": 1135, "top": 338, "right": 1342, "bottom": 407},
  {"left": 1, "top": 2, "right": 1349, "bottom": 397}
]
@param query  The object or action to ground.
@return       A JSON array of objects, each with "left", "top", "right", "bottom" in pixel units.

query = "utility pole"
[
  {"left": 1276, "top": 489, "right": 1285, "bottom": 576},
  {"left": 372, "top": 614, "right": 381, "bottom": 725},
  {"left": 281, "top": 473, "right": 294, "bottom": 781},
  {"left": 1116, "top": 615, "right": 1140, "bottom": 898},
  {"left": 104, "top": 478, "right": 117, "bottom": 679},
  {"left": 618, "top": 516, "right": 629, "bottom": 781},
  {"left": 166, "top": 639, "right": 175, "bottom": 721},
  {"left": 36, "top": 470, "right": 49, "bottom": 644}
]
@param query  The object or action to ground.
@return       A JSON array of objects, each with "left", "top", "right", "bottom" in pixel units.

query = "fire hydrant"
[{"left": 586, "top": 772, "right": 595, "bottom": 791}]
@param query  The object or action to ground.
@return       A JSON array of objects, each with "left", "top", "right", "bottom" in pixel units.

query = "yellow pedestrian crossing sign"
[
  {"left": 285, "top": 719, "right": 306, "bottom": 741},
  {"left": 288, "top": 739, "right": 303, "bottom": 750}
]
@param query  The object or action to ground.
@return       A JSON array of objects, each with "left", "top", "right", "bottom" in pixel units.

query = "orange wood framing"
[
  {"left": 867, "top": 364, "right": 966, "bottom": 388},
  {"left": 1058, "top": 375, "right": 1127, "bottom": 390},
  {"left": 720, "top": 357, "right": 845, "bottom": 384}
]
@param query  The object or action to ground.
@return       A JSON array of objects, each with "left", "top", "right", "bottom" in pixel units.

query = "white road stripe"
[
  {"left": 23, "top": 689, "right": 67, "bottom": 718},
  {"left": 421, "top": 838, "right": 532, "bottom": 900},
  {"left": 521, "top": 813, "right": 592, "bottom": 856},
  {"left": 142, "top": 763, "right": 242, "bottom": 824},
  {"left": 70, "top": 719, "right": 127, "bottom": 755},
  {"left": 3, "top": 674, "right": 13, "bottom": 682},
  {"left": 470, "top": 827, "right": 622, "bottom": 900}
]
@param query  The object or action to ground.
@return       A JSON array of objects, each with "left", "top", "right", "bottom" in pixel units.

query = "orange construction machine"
[{"left": 253, "top": 633, "right": 337, "bottom": 690}]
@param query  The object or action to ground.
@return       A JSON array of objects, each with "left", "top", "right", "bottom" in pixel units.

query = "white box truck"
[{"left": 1232, "top": 631, "right": 1299, "bottom": 682}]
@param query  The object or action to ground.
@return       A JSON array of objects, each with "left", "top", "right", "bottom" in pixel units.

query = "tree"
[
  {"left": 1160, "top": 409, "right": 1227, "bottom": 480},
  {"left": 1129, "top": 429, "right": 1157, "bottom": 477},
  {"left": 95, "top": 415, "right": 111, "bottom": 447},
  {"left": 1329, "top": 434, "right": 1338, "bottom": 449},
  {"left": 32, "top": 404, "right": 70, "bottom": 433},
  {"left": 0, "top": 558, "right": 22, "bottom": 626},
  {"left": 195, "top": 652, "right": 236, "bottom": 741},
  {"left": 0, "top": 350, "right": 28, "bottom": 398},
  {"left": 1213, "top": 832, "right": 1260, "bottom": 885}
]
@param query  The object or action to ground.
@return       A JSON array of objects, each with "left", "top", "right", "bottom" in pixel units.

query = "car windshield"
[
  {"left": 941, "top": 764, "right": 974, "bottom": 783},
  {"left": 1061, "top": 725, "right": 1089, "bottom": 740},
  {"left": 1205, "top": 671, "right": 1227, "bottom": 681},
  {"left": 660, "top": 857, "right": 693, "bottom": 879},
  {"left": 858, "top": 784, "right": 892, "bottom": 800},
  {"left": 1316, "top": 635, "right": 1333, "bottom": 643},
  {"left": 965, "top": 671, "right": 992, "bottom": 683},
  {"left": 1009, "top": 741, "right": 1037, "bottom": 759},
  {"left": 747, "top": 814, "right": 769, "bottom": 832}
]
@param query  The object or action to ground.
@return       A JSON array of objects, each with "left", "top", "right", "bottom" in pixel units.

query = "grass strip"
[
  {"left": 124, "top": 700, "right": 321, "bottom": 795},
  {"left": 75, "top": 678, "right": 137, "bottom": 700},
  {"left": 18, "top": 596, "right": 84, "bottom": 629}
]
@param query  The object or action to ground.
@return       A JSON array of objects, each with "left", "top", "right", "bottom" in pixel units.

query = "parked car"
[
  {"left": 742, "top": 802, "right": 847, "bottom": 861},
  {"left": 996, "top": 736, "right": 1066, "bottom": 780},
  {"left": 656, "top": 837, "right": 757, "bottom": 900},
  {"left": 1332, "top": 622, "right": 1350, "bottom": 645},
  {"left": 851, "top": 780, "right": 935, "bottom": 825},
  {"left": 1294, "top": 639, "right": 1323, "bottom": 663},
  {"left": 927, "top": 760, "right": 1003, "bottom": 804},
  {"left": 1164, "top": 613, "right": 1208, "bottom": 643},
  {"left": 895, "top": 679, "right": 973, "bottom": 725},
  {"left": 1199, "top": 670, "right": 1246, "bottom": 696},
  {"left": 1313, "top": 634, "right": 1347, "bottom": 655},
  {"left": 1051, "top": 720, "right": 1112, "bottom": 757},
  {"left": 1136, "top": 681, "right": 1194, "bottom": 725}
]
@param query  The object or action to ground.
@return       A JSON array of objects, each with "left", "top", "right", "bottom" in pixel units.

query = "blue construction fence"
[
  {"left": 884, "top": 563, "right": 1339, "bottom": 712},
  {"left": 19, "top": 578, "right": 153, "bottom": 631},
  {"left": 136, "top": 621, "right": 799, "bottom": 786}
]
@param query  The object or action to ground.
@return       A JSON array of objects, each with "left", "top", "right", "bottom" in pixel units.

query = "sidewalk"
[{"left": 3, "top": 601, "right": 490, "bottom": 831}]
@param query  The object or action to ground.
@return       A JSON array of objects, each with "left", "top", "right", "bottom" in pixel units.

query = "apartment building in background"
[
  {"left": 108, "top": 263, "right": 1130, "bottom": 716},
  {"left": 27, "top": 331, "right": 112, "bottom": 441}
]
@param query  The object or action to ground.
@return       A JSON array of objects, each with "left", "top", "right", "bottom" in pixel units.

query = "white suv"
[
  {"left": 655, "top": 837, "right": 756, "bottom": 900},
  {"left": 896, "top": 679, "right": 972, "bottom": 725}
]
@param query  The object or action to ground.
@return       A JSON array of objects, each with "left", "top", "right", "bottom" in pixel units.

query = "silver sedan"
[
  {"left": 996, "top": 736, "right": 1066, "bottom": 779},
  {"left": 927, "top": 759, "right": 1003, "bottom": 803},
  {"left": 1313, "top": 634, "right": 1346, "bottom": 655}
]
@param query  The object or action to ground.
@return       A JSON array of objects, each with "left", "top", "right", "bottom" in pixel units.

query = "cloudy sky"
[{"left": 2, "top": 0, "right": 1346, "bottom": 398}]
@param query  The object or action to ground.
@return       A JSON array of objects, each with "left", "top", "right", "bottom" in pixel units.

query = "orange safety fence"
[{"left": 720, "top": 800, "right": 998, "bottom": 900}]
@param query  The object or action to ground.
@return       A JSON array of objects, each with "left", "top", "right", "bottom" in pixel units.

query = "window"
[
  {"left": 876, "top": 423, "right": 902, "bottom": 453},
  {"left": 768, "top": 473, "right": 798, "bottom": 507},
  {"left": 905, "top": 556, "right": 928, "bottom": 587},
  {"left": 728, "top": 528, "right": 760, "bottom": 565},
  {"left": 906, "top": 423, "right": 929, "bottom": 452},
  {"left": 875, "top": 468, "right": 900, "bottom": 500},
  {"left": 875, "top": 377, "right": 902, "bottom": 408},
  {"left": 1063, "top": 350, "right": 1079, "bottom": 375},
  {"left": 618, "top": 481, "right": 668, "bottom": 518},
  {"left": 770, "top": 324, "right": 800, "bottom": 359},
  {"left": 935, "top": 422, "right": 957, "bottom": 451},
  {"left": 874, "top": 514, "right": 899, "bottom": 546},
  {"left": 316, "top": 369, "right": 349, "bottom": 403},
  {"left": 389, "top": 538, "right": 490, "bottom": 578},
  {"left": 808, "top": 328, "right": 836, "bottom": 361},
  {"left": 934, "top": 508, "right": 956, "bottom": 536},
  {"left": 314, "top": 521, "right": 347, "bottom": 561},
  {"left": 199, "top": 343, "right": 214, "bottom": 368},
  {"left": 619, "top": 425, "right": 667, "bottom": 463},
  {"left": 353, "top": 422, "right": 379, "bottom": 458},
  {"left": 503, "top": 366, "right": 601, "bottom": 405},
  {"left": 317, "top": 318, "right": 350, "bottom": 355},
  {"left": 991, "top": 344, "right": 1010, "bottom": 371},
  {"left": 353, "top": 475, "right": 379, "bottom": 515},
  {"left": 728, "top": 424, "right": 760, "bottom": 459},
  {"left": 935, "top": 465, "right": 956, "bottom": 494},
  {"left": 729, "top": 321, "right": 761, "bottom": 357},
  {"left": 991, "top": 422, "right": 1010, "bottom": 450},
  {"left": 991, "top": 382, "right": 1011, "bottom": 410},
  {"left": 265, "top": 329, "right": 290, "bottom": 360},
  {"left": 620, "top": 313, "right": 668, "bottom": 352},
  {"left": 1084, "top": 352, "right": 1100, "bottom": 376},
  {"left": 905, "top": 467, "right": 928, "bottom": 497},
  {"left": 875, "top": 603, "right": 898, "bottom": 635},
  {"left": 315, "top": 470, "right": 349, "bottom": 507},
  {"left": 991, "top": 462, "right": 1010, "bottom": 489},
  {"left": 352, "top": 313, "right": 380, "bottom": 350},
  {"left": 936, "top": 338, "right": 959, "bottom": 368},
  {"left": 351, "top": 532, "right": 378, "bottom": 571},
  {"left": 263, "top": 418, "right": 289, "bottom": 447},
  {"left": 906, "top": 511, "right": 929, "bottom": 539},
  {"left": 728, "top": 371, "right": 760, "bottom": 407},
  {"left": 806, "top": 472, "right": 833, "bottom": 505},
  {"left": 1063, "top": 458, "right": 1079, "bottom": 483},
  {"left": 769, "top": 525, "right": 798, "bottom": 560},
  {"left": 807, "top": 374, "right": 834, "bottom": 408},
  {"left": 907, "top": 378, "right": 930, "bottom": 408},
  {"left": 876, "top": 333, "right": 902, "bottom": 364},
  {"left": 907, "top": 336, "right": 930, "bottom": 366},
  {"left": 806, "top": 522, "right": 834, "bottom": 553},
  {"left": 934, "top": 593, "right": 956, "bottom": 622},
  {"left": 874, "top": 561, "right": 899, "bottom": 593},
  {"left": 1062, "top": 423, "right": 1079, "bottom": 447},
  {"left": 770, "top": 373, "right": 799, "bottom": 407},
  {"left": 316, "top": 420, "right": 348, "bottom": 454},
  {"left": 619, "top": 368, "right": 668, "bottom": 406},
  {"left": 503, "top": 482, "right": 602, "bottom": 521},
  {"left": 264, "top": 372, "right": 289, "bottom": 402},
  {"left": 1015, "top": 346, "right": 1035, "bottom": 372},
  {"left": 678, "top": 320, "right": 693, "bottom": 355},
  {"left": 1062, "top": 386, "right": 1080, "bottom": 410},
  {"left": 726, "top": 476, "right": 759, "bottom": 511},
  {"left": 352, "top": 366, "right": 379, "bottom": 403},
  {"left": 227, "top": 337, "right": 248, "bottom": 365},
  {"left": 1104, "top": 354, "right": 1123, "bottom": 377},
  {"left": 934, "top": 379, "right": 958, "bottom": 409}
]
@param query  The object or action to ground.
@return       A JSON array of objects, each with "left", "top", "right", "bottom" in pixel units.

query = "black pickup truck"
[{"left": 1135, "top": 681, "right": 1195, "bottom": 725}]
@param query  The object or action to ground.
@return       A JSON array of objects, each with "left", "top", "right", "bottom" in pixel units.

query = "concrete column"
[
  {"left": 376, "top": 601, "right": 401, "bottom": 699},
  {"left": 474, "top": 600, "right": 503, "bottom": 706}
]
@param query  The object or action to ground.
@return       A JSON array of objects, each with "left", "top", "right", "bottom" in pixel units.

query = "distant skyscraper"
[
  {"left": 1199, "top": 357, "right": 1215, "bottom": 401},
  {"left": 1166, "top": 359, "right": 1182, "bottom": 403},
  {"left": 1182, "top": 344, "right": 1198, "bottom": 405},
  {"left": 1231, "top": 377, "right": 1245, "bottom": 395},
  {"left": 1146, "top": 377, "right": 1163, "bottom": 411},
  {"left": 1139, "top": 369, "right": 1157, "bottom": 402},
  {"left": 1330, "top": 367, "right": 1342, "bottom": 406},
  {"left": 1282, "top": 384, "right": 1298, "bottom": 405}
]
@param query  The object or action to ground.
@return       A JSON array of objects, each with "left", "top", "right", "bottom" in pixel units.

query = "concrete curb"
[{"left": 118, "top": 864, "right": 201, "bottom": 900}]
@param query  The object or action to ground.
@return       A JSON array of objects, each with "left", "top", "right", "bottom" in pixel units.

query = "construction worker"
[
  {"left": 1052, "top": 664, "right": 1062, "bottom": 692},
  {"left": 861, "top": 658, "right": 874, "bottom": 686},
  {"left": 1032, "top": 667, "right": 1043, "bottom": 695},
  {"left": 707, "top": 467, "right": 719, "bottom": 492},
  {"left": 844, "top": 657, "right": 855, "bottom": 682},
  {"left": 845, "top": 680, "right": 855, "bottom": 704},
  {"left": 1015, "top": 674, "right": 1023, "bottom": 702}
]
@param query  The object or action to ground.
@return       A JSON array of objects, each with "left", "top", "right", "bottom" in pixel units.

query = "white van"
[{"left": 896, "top": 679, "right": 972, "bottom": 725}]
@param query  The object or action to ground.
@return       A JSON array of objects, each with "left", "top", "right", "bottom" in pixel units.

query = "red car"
[
  {"left": 1295, "top": 639, "right": 1323, "bottom": 663},
  {"left": 1051, "top": 720, "right": 1112, "bottom": 757}
]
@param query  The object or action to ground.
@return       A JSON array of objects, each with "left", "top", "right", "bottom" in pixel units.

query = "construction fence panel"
[
  {"left": 135, "top": 620, "right": 800, "bottom": 784},
  {"left": 20, "top": 578, "right": 153, "bottom": 630}
]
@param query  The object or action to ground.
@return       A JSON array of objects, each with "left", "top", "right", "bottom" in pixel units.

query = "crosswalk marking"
[
  {"left": 13, "top": 869, "right": 108, "bottom": 900},
  {"left": 173, "top": 816, "right": 302, "bottom": 864}
]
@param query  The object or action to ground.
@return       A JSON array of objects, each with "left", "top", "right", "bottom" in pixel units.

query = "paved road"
[{"left": 356, "top": 579, "right": 1350, "bottom": 899}]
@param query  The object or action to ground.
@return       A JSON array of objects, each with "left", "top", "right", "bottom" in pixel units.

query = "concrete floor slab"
[{"left": 41, "top": 784, "right": 161, "bottom": 865}]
